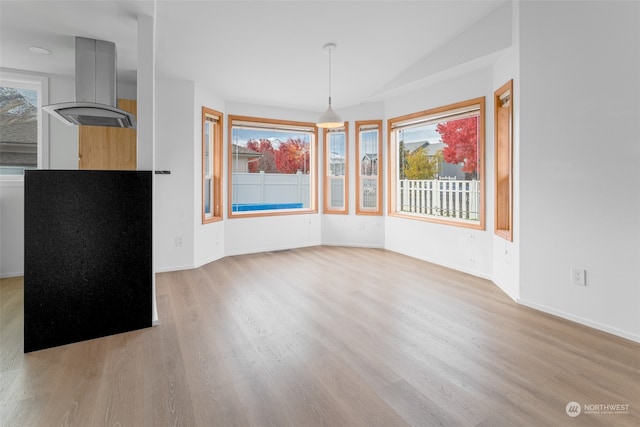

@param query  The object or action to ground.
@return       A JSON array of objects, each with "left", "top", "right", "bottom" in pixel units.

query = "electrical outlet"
[
  {"left": 175, "top": 236, "right": 183, "bottom": 247},
  {"left": 571, "top": 267, "right": 586, "bottom": 286}
]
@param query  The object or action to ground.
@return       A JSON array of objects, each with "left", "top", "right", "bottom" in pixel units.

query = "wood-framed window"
[
  {"left": 202, "top": 107, "right": 223, "bottom": 223},
  {"left": 388, "top": 97, "right": 485, "bottom": 229},
  {"left": 323, "top": 123, "right": 348, "bottom": 214},
  {"left": 494, "top": 80, "right": 513, "bottom": 241},
  {"left": 355, "top": 120, "right": 383, "bottom": 215},
  {"left": 228, "top": 115, "right": 318, "bottom": 218}
]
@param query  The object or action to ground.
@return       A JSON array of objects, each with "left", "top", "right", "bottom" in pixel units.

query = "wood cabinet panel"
[{"left": 79, "top": 99, "right": 137, "bottom": 170}]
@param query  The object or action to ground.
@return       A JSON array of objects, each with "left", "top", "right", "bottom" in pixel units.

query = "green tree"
[
  {"left": 398, "top": 140, "right": 408, "bottom": 180},
  {"left": 404, "top": 147, "right": 442, "bottom": 179}
]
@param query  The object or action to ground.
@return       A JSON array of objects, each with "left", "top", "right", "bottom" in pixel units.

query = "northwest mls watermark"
[{"left": 566, "top": 401, "right": 630, "bottom": 417}]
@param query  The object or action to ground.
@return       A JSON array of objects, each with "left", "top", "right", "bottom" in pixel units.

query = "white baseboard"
[
  {"left": 0, "top": 271, "right": 23, "bottom": 279},
  {"left": 223, "top": 242, "right": 319, "bottom": 258},
  {"left": 155, "top": 263, "right": 196, "bottom": 273},
  {"left": 492, "top": 279, "right": 519, "bottom": 302},
  {"left": 321, "top": 241, "right": 384, "bottom": 249},
  {"left": 193, "top": 253, "right": 225, "bottom": 270},
  {"left": 518, "top": 298, "right": 640, "bottom": 344},
  {"left": 386, "top": 247, "right": 493, "bottom": 281}
]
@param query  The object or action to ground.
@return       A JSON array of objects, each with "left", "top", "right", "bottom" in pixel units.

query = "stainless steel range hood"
[{"left": 43, "top": 37, "right": 136, "bottom": 128}]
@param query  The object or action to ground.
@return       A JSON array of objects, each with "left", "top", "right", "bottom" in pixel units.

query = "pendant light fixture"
[{"left": 317, "top": 43, "right": 344, "bottom": 129}]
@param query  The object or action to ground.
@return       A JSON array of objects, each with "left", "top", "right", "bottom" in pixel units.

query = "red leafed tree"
[
  {"left": 436, "top": 116, "right": 479, "bottom": 177},
  {"left": 275, "top": 138, "right": 310, "bottom": 174},
  {"left": 246, "top": 139, "right": 277, "bottom": 173}
]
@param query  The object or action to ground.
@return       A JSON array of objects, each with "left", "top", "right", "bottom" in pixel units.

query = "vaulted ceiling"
[{"left": 0, "top": 0, "right": 506, "bottom": 112}]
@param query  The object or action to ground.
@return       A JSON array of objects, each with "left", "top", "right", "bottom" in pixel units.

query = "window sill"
[
  {"left": 389, "top": 210, "right": 485, "bottom": 230},
  {"left": 229, "top": 207, "right": 318, "bottom": 219}
]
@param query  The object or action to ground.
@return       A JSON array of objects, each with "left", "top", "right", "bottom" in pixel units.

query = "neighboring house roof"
[
  {"left": 0, "top": 122, "right": 36, "bottom": 144},
  {"left": 403, "top": 141, "right": 429, "bottom": 154},
  {"left": 424, "top": 142, "right": 445, "bottom": 155},
  {"left": 362, "top": 153, "right": 378, "bottom": 161},
  {"left": 231, "top": 144, "right": 261, "bottom": 158},
  {"left": 404, "top": 140, "right": 445, "bottom": 156}
]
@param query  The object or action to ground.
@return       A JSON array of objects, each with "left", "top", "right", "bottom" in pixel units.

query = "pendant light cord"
[
  {"left": 317, "top": 43, "right": 343, "bottom": 128},
  {"left": 328, "top": 47, "right": 332, "bottom": 106}
]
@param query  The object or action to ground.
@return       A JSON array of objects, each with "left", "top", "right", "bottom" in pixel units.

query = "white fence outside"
[
  {"left": 398, "top": 179, "right": 480, "bottom": 221},
  {"left": 232, "top": 171, "right": 311, "bottom": 207}
]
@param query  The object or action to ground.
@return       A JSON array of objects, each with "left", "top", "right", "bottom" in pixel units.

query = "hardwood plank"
[
  {"left": 142, "top": 294, "right": 198, "bottom": 427},
  {"left": 378, "top": 379, "right": 460, "bottom": 426},
  {"left": 32, "top": 338, "right": 108, "bottom": 426},
  {"left": 304, "top": 351, "right": 410, "bottom": 426},
  {"left": 1, "top": 395, "right": 49, "bottom": 427},
  {"left": 88, "top": 331, "right": 147, "bottom": 427}
]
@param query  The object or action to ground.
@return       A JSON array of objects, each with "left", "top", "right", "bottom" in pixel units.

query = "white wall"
[
  {"left": 117, "top": 81, "right": 137, "bottom": 100},
  {"left": 223, "top": 102, "right": 322, "bottom": 256},
  {"left": 491, "top": 48, "right": 519, "bottom": 299},
  {"left": 154, "top": 78, "right": 196, "bottom": 272},
  {"left": 322, "top": 101, "right": 386, "bottom": 248},
  {"left": 0, "top": 180, "right": 24, "bottom": 277},
  {"left": 49, "top": 75, "right": 80, "bottom": 169},
  {"left": 193, "top": 82, "right": 226, "bottom": 268},
  {"left": 383, "top": 69, "right": 495, "bottom": 279},
  {"left": 192, "top": 97, "right": 389, "bottom": 263},
  {"left": 517, "top": 0, "right": 640, "bottom": 341}
]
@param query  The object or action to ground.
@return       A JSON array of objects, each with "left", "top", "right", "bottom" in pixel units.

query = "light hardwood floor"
[{"left": 1, "top": 246, "right": 639, "bottom": 426}]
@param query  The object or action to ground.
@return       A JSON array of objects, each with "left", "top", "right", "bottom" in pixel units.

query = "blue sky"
[{"left": 327, "top": 132, "right": 345, "bottom": 157}]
